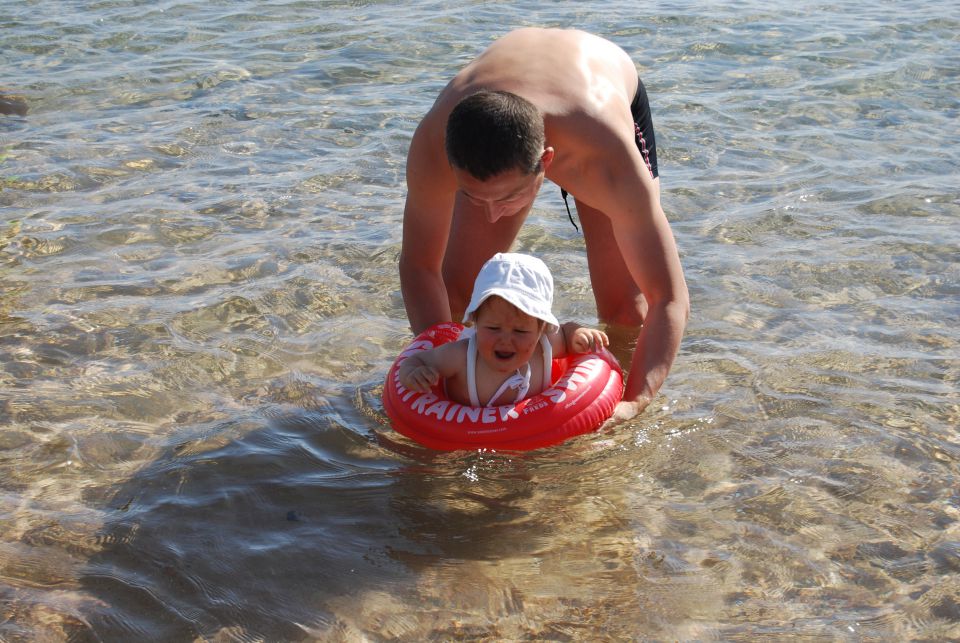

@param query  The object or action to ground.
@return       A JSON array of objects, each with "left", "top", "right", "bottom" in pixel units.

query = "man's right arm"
[{"left": 399, "top": 119, "right": 457, "bottom": 334}]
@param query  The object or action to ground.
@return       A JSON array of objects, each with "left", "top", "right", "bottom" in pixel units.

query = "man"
[{"left": 399, "top": 28, "right": 689, "bottom": 422}]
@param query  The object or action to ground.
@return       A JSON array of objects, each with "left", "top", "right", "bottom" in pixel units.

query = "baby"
[{"left": 399, "top": 253, "right": 609, "bottom": 407}]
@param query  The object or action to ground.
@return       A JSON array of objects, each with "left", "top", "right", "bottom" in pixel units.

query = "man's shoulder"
[
  {"left": 407, "top": 107, "right": 455, "bottom": 187},
  {"left": 546, "top": 111, "right": 637, "bottom": 182}
]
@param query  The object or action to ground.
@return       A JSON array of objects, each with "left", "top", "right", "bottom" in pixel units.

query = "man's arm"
[
  {"left": 580, "top": 139, "right": 689, "bottom": 420},
  {"left": 399, "top": 118, "right": 458, "bottom": 334},
  {"left": 610, "top": 184, "right": 689, "bottom": 417}
]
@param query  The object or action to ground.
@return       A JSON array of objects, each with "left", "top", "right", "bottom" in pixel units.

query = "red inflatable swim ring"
[{"left": 383, "top": 322, "right": 624, "bottom": 451}]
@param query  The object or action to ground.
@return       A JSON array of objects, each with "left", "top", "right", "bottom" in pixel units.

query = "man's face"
[{"left": 453, "top": 166, "right": 546, "bottom": 223}]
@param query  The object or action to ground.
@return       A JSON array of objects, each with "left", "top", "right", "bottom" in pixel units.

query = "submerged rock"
[{"left": 0, "top": 92, "right": 28, "bottom": 116}]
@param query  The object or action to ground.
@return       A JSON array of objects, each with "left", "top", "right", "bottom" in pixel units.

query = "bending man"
[{"left": 399, "top": 28, "right": 689, "bottom": 421}]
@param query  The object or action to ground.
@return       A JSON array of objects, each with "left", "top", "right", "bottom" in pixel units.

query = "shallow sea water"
[{"left": 1, "top": 1, "right": 959, "bottom": 640}]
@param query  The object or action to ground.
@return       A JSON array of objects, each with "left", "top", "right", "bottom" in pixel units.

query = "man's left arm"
[{"left": 605, "top": 169, "right": 690, "bottom": 420}]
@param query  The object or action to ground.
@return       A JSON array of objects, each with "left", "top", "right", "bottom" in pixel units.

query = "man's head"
[{"left": 445, "top": 90, "right": 546, "bottom": 180}]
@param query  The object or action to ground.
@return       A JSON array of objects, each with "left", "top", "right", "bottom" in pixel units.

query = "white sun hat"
[{"left": 462, "top": 253, "right": 559, "bottom": 333}]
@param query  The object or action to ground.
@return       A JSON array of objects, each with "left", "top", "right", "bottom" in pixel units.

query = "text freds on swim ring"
[{"left": 383, "top": 323, "right": 624, "bottom": 451}]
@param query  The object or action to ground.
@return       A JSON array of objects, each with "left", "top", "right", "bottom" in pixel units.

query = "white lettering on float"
[
  {"left": 455, "top": 405, "right": 481, "bottom": 423},
  {"left": 542, "top": 359, "right": 597, "bottom": 404},
  {"left": 398, "top": 340, "right": 434, "bottom": 360},
  {"left": 466, "top": 426, "right": 510, "bottom": 435},
  {"left": 563, "top": 387, "right": 592, "bottom": 410},
  {"left": 424, "top": 399, "right": 450, "bottom": 420},
  {"left": 401, "top": 391, "right": 521, "bottom": 425},
  {"left": 410, "top": 393, "right": 438, "bottom": 413},
  {"left": 522, "top": 399, "right": 548, "bottom": 414}
]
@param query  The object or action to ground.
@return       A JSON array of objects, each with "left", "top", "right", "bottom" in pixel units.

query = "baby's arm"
[
  {"left": 397, "top": 340, "right": 464, "bottom": 392},
  {"left": 559, "top": 322, "right": 609, "bottom": 356}
]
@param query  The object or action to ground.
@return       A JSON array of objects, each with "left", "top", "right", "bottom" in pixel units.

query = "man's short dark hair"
[{"left": 445, "top": 90, "right": 545, "bottom": 180}]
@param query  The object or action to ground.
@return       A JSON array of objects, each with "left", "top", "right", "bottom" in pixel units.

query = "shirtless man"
[{"left": 399, "top": 28, "right": 689, "bottom": 421}]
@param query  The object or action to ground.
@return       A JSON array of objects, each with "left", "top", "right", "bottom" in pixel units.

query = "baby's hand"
[
  {"left": 399, "top": 362, "right": 440, "bottom": 392},
  {"left": 570, "top": 327, "right": 609, "bottom": 354}
]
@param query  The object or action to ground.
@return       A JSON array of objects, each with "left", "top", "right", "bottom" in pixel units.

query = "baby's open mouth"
[{"left": 494, "top": 351, "right": 515, "bottom": 360}]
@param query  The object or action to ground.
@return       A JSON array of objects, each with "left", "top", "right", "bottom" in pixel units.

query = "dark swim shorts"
[
  {"left": 630, "top": 76, "right": 658, "bottom": 180},
  {"left": 560, "top": 76, "right": 659, "bottom": 229}
]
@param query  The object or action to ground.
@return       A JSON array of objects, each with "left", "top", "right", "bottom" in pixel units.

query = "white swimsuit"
[{"left": 463, "top": 329, "right": 553, "bottom": 407}]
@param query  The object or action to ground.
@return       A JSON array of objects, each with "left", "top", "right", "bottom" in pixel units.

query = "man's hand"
[{"left": 600, "top": 398, "right": 651, "bottom": 429}]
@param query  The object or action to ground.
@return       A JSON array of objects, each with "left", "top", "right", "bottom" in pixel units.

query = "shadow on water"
[
  {"left": 76, "top": 407, "right": 401, "bottom": 639},
  {"left": 71, "top": 381, "right": 557, "bottom": 641}
]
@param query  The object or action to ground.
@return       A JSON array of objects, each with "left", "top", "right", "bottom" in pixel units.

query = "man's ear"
[{"left": 540, "top": 147, "right": 555, "bottom": 171}]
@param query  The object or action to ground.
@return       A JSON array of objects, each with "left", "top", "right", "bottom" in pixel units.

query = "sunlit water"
[{"left": 1, "top": 1, "right": 958, "bottom": 640}]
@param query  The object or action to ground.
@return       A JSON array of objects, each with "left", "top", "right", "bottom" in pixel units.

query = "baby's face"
[{"left": 473, "top": 297, "right": 544, "bottom": 374}]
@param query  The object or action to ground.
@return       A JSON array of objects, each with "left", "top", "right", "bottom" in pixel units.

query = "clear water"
[{"left": 1, "top": 1, "right": 958, "bottom": 640}]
